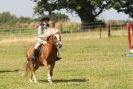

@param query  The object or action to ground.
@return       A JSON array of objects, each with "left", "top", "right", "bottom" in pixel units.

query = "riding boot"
[
  {"left": 56, "top": 48, "right": 61, "bottom": 61},
  {"left": 32, "top": 49, "right": 38, "bottom": 62}
]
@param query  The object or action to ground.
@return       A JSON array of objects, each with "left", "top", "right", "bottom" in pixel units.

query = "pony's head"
[
  {"left": 47, "top": 33, "right": 62, "bottom": 48},
  {"left": 54, "top": 33, "right": 62, "bottom": 48}
]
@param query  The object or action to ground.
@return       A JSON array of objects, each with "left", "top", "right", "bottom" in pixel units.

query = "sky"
[{"left": 0, "top": 0, "right": 132, "bottom": 23}]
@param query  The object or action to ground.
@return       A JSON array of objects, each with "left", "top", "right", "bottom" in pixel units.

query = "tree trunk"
[
  {"left": 77, "top": 9, "right": 95, "bottom": 23},
  {"left": 76, "top": 7, "right": 95, "bottom": 30}
]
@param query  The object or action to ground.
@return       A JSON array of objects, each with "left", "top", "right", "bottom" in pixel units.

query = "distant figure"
[{"left": 32, "top": 15, "right": 61, "bottom": 62}]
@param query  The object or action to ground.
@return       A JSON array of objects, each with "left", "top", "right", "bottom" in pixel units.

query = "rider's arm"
[
  {"left": 37, "top": 26, "right": 42, "bottom": 36},
  {"left": 37, "top": 25, "right": 47, "bottom": 40}
]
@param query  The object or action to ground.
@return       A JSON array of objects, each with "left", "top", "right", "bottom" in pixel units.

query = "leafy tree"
[
  {"left": 0, "top": 12, "right": 17, "bottom": 23},
  {"left": 33, "top": 0, "right": 111, "bottom": 24},
  {"left": 0, "top": 12, "right": 33, "bottom": 23},
  {"left": 34, "top": 12, "right": 69, "bottom": 22},
  {"left": 112, "top": 0, "right": 133, "bottom": 18},
  {"left": 49, "top": 13, "right": 69, "bottom": 21},
  {"left": 18, "top": 16, "right": 33, "bottom": 23}
]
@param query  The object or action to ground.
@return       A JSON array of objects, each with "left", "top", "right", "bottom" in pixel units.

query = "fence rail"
[{"left": 0, "top": 23, "right": 127, "bottom": 39}]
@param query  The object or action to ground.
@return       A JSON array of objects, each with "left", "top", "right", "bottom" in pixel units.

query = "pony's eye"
[{"left": 54, "top": 37, "right": 57, "bottom": 39}]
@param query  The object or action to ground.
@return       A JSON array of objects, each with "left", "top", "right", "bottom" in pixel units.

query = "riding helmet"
[{"left": 40, "top": 15, "right": 50, "bottom": 22}]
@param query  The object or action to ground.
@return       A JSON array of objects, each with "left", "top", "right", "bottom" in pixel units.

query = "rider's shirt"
[{"left": 37, "top": 23, "right": 48, "bottom": 40}]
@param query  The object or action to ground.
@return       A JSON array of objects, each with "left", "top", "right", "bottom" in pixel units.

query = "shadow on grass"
[
  {"left": 0, "top": 69, "right": 19, "bottom": 73},
  {"left": 39, "top": 78, "right": 88, "bottom": 83}
]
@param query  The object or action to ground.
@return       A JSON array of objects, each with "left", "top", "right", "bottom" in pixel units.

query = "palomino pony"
[{"left": 23, "top": 32, "right": 62, "bottom": 83}]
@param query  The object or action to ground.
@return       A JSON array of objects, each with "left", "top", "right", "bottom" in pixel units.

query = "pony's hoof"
[
  {"left": 34, "top": 80, "right": 37, "bottom": 83},
  {"left": 21, "top": 72, "right": 26, "bottom": 77},
  {"left": 48, "top": 80, "right": 53, "bottom": 84},
  {"left": 29, "top": 79, "right": 33, "bottom": 83}
]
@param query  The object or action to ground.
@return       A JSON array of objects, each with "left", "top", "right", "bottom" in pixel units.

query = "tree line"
[{"left": 0, "top": 12, "right": 69, "bottom": 23}]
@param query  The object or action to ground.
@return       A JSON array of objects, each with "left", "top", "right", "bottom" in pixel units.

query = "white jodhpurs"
[{"left": 34, "top": 38, "right": 47, "bottom": 49}]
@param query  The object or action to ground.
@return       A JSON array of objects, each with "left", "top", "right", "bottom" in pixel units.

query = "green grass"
[
  {"left": 0, "top": 29, "right": 36, "bottom": 38},
  {"left": 0, "top": 32, "right": 133, "bottom": 89}
]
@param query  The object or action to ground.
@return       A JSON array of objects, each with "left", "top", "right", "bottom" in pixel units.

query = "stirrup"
[{"left": 56, "top": 56, "right": 61, "bottom": 61}]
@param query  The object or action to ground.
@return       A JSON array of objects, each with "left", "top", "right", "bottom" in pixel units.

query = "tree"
[
  {"left": 50, "top": 13, "right": 69, "bottom": 21},
  {"left": 0, "top": 12, "right": 17, "bottom": 23},
  {"left": 18, "top": 16, "right": 33, "bottom": 23},
  {"left": 112, "top": 0, "right": 133, "bottom": 18},
  {"left": 0, "top": 12, "right": 35, "bottom": 23},
  {"left": 33, "top": 0, "right": 111, "bottom": 24}
]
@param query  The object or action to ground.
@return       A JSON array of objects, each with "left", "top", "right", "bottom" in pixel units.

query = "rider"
[{"left": 32, "top": 15, "right": 61, "bottom": 61}]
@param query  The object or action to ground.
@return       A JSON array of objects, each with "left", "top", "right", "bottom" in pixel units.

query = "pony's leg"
[
  {"left": 47, "top": 67, "right": 52, "bottom": 83},
  {"left": 43, "top": 60, "right": 49, "bottom": 71},
  {"left": 21, "top": 60, "right": 33, "bottom": 82},
  {"left": 43, "top": 61, "right": 52, "bottom": 83},
  {"left": 32, "top": 71, "right": 37, "bottom": 83},
  {"left": 22, "top": 61, "right": 30, "bottom": 76},
  {"left": 28, "top": 62, "right": 33, "bottom": 82},
  {"left": 29, "top": 72, "right": 33, "bottom": 82},
  {"left": 28, "top": 62, "right": 38, "bottom": 83},
  {"left": 48, "top": 62, "right": 55, "bottom": 83},
  {"left": 32, "top": 65, "right": 39, "bottom": 83}
]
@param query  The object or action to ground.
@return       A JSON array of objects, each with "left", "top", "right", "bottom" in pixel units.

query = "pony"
[{"left": 22, "top": 32, "right": 62, "bottom": 83}]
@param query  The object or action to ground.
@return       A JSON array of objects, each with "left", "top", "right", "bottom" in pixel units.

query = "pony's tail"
[{"left": 21, "top": 60, "right": 30, "bottom": 77}]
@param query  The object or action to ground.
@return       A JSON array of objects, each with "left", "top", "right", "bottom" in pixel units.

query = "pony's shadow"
[
  {"left": 0, "top": 69, "right": 19, "bottom": 73},
  {"left": 39, "top": 78, "right": 88, "bottom": 83}
]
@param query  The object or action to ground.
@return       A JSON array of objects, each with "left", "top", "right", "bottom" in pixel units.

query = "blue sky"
[{"left": 0, "top": 0, "right": 132, "bottom": 23}]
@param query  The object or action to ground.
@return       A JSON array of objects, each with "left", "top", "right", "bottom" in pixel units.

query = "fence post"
[
  {"left": 60, "top": 24, "right": 63, "bottom": 33},
  {"left": 99, "top": 25, "right": 102, "bottom": 38},
  {"left": 52, "top": 21, "right": 56, "bottom": 28},
  {"left": 108, "top": 23, "right": 111, "bottom": 37},
  {"left": 127, "top": 23, "right": 132, "bottom": 49},
  {"left": 19, "top": 28, "right": 22, "bottom": 35}
]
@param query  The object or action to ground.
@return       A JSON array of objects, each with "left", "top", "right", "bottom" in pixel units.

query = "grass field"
[{"left": 0, "top": 32, "right": 133, "bottom": 89}]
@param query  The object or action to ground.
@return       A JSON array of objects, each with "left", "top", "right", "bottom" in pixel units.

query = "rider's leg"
[
  {"left": 32, "top": 40, "right": 47, "bottom": 61},
  {"left": 56, "top": 48, "right": 61, "bottom": 60},
  {"left": 32, "top": 42, "right": 41, "bottom": 61}
]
